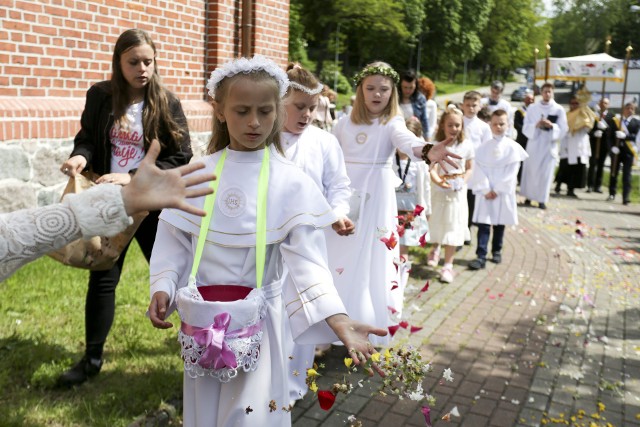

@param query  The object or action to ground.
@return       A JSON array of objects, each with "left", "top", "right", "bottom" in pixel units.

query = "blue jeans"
[{"left": 476, "top": 223, "right": 505, "bottom": 260}]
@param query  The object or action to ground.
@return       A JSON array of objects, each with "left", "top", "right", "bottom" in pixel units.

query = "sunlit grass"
[{"left": 0, "top": 242, "right": 183, "bottom": 426}]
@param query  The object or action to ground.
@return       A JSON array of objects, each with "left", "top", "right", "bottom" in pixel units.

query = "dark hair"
[
  {"left": 111, "top": 29, "right": 184, "bottom": 150},
  {"left": 541, "top": 82, "right": 554, "bottom": 91},
  {"left": 477, "top": 106, "right": 492, "bottom": 122},
  {"left": 398, "top": 69, "right": 420, "bottom": 102}
]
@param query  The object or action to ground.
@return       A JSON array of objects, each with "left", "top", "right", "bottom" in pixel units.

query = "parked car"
[
  {"left": 511, "top": 86, "right": 530, "bottom": 101},
  {"left": 554, "top": 79, "right": 568, "bottom": 88}
]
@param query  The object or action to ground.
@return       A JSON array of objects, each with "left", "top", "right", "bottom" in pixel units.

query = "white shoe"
[
  {"left": 440, "top": 267, "right": 454, "bottom": 283},
  {"left": 427, "top": 250, "right": 440, "bottom": 267}
]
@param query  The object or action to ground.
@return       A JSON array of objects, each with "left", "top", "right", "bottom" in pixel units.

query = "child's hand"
[
  {"left": 485, "top": 190, "right": 498, "bottom": 200},
  {"left": 325, "top": 314, "right": 387, "bottom": 377},
  {"left": 332, "top": 217, "right": 355, "bottom": 236},
  {"left": 438, "top": 179, "right": 451, "bottom": 189},
  {"left": 428, "top": 138, "right": 462, "bottom": 172},
  {"left": 149, "top": 291, "right": 173, "bottom": 329},
  {"left": 96, "top": 172, "right": 132, "bottom": 186}
]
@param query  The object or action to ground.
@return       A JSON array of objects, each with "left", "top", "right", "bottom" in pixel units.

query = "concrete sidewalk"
[{"left": 293, "top": 191, "right": 640, "bottom": 427}]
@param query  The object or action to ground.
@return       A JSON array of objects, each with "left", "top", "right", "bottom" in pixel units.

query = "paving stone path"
[{"left": 293, "top": 191, "right": 640, "bottom": 427}]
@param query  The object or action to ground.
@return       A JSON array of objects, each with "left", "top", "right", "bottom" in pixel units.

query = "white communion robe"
[
  {"left": 463, "top": 115, "right": 492, "bottom": 151},
  {"left": 149, "top": 147, "right": 347, "bottom": 427},
  {"left": 282, "top": 125, "right": 351, "bottom": 403},
  {"left": 469, "top": 135, "right": 529, "bottom": 225},
  {"left": 327, "top": 114, "right": 425, "bottom": 345},
  {"left": 520, "top": 100, "right": 568, "bottom": 203},
  {"left": 565, "top": 128, "right": 591, "bottom": 165}
]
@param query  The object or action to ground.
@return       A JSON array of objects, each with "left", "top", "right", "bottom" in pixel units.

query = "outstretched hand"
[
  {"left": 325, "top": 314, "right": 388, "bottom": 377},
  {"left": 428, "top": 137, "right": 461, "bottom": 172},
  {"left": 121, "top": 139, "right": 216, "bottom": 216}
]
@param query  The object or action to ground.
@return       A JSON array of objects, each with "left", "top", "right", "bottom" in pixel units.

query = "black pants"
[
  {"left": 467, "top": 189, "right": 475, "bottom": 229},
  {"left": 609, "top": 151, "right": 634, "bottom": 202},
  {"left": 476, "top": 223, "right": 505, "bottom": 260},
  {"left": 84, "top": 210, "right": 160, "bottom": 359},
  {"left": 587, "top": 147, "right": 608, "bottom": 191}
]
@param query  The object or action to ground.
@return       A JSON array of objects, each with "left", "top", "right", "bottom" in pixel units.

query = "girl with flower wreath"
[
  {"left": 280, "top": 62, "right": 354, "bottom": 404},
  {"left": 147, "top": 55, "right": 389, "bottom": 427},
  {"left": 325, "top": 61, "right": 459, "bottom": 346}
]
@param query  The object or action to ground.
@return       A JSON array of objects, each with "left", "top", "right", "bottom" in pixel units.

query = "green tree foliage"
[
  {"left": 549, "top": 0, "right": 639, "bottom": 58},
  {"left": 289, "top": 0, "right": 553, "bottom": 85},
  {"left": 291, "top": 0, "right": 423, "bottom": 78},
  {"left": 478, "top": 0, "right": 550, "bottom": 81},
  {"left": 288, "top": 2, "right": 315, "bottom": 69},
  {"left": 421, "top": 0, "right": 493, "bottom": 79}
]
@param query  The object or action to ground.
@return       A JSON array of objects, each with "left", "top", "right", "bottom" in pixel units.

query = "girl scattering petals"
[
  {"left": 326, "top": 62, "right": 459, "bottom": 345},
  {"left": 147, "top": 55, "right": 387, "bottom": 427}
]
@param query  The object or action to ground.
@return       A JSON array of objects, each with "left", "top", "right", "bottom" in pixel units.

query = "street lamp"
[{"left": 334, "top": 22, "right": 341, "bottom": 93}]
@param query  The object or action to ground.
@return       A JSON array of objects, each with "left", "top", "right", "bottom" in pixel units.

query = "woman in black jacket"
[{"left": 58, "top": 29, "right": 192, "bottom": 387}]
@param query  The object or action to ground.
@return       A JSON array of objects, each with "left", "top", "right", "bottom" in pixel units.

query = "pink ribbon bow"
[{"left": 192, "top": 312, "right": 238, "bottom": 370}]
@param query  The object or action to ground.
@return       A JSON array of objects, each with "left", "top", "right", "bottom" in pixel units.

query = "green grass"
[
  {"left": 0, "top": 243, "right": 183, "bottom": 426},
  {"left": 433, "top": 82, "right": 482, "bottom": 95}
]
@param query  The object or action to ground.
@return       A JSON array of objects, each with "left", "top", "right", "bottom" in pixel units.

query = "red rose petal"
[
  {"left": 388, "top": 325, "right": 400, "bottom": 337},
  {"left": 317, "top": 390, "right": 336, "bottom": 410},
  {"left": 420, "top": 281, "right": 430, "bottom": 292},
  {"left": 399, "top": 321, "right": 409, "bottom": 329}
]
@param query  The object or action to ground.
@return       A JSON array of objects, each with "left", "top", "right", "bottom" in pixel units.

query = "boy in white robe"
[
  {"left": 468, "top": 110, "right": 528, "bottom": 270},
  {"left": 461, "top": 91, "right": 492, "bottom": 244},
  {"left": 520, "top": 83, "right": 568, "bottom": 209}
]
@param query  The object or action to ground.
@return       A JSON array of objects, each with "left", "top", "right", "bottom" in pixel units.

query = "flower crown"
[
  {"left": 288, "top": 81, "right": 324, "bottom": 95},
  {"left": 206, "top": 55, "right": 290, "bottom": 99},
  {"left": 353, "top": 65, "right": 400, "bottom": 86}
]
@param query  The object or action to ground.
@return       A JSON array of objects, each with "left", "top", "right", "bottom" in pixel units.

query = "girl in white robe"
[
  {"left": 520, "top": 84, "right": 568, "bottom": 208},
  {"left": 427, "top": 106, "right": 475, "bottom": 283},
  {"left": 326, "top": 62, "right": 440, "bottom": 345},
  {"left": 147, "top": 56, "right": 387, "bottom": 427},
  {"left": 281, "top": 64, "right": 353, "bottom": 404}
]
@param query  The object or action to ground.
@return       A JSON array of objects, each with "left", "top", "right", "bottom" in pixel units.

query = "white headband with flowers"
[
  {"left": 288, "top": 81, "right": 324, "bottom": 95},
  {"left": 206, "top": 55, "right": 290, "bottom": 99}
]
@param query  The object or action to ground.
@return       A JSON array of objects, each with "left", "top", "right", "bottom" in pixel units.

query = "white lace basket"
[{"left": 176, "top": 284, "right": 267, "bottom": 383}]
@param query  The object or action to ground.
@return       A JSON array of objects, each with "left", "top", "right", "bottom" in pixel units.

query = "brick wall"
[
  {"left": 0, "top": 0, "right": 290, "bottom": 212},
  {"left": 0, "top": 0, "right": 290, "bottom": 141}
]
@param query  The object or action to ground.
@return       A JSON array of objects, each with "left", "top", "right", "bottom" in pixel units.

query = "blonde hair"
[
  {"left": 351, "top": 61, "right": 400, "bottom": 125},
  {"left": 463, "top": 91, "right": 482, "bottom": 102},
  {"left": 434, "top": 104, "right": 465, "bottom": 144},
  {"left": 286, "top": 62, "right": 321, "bottom": 95},
  {"left": 405, "top": 118, "right": 423, "bottom": 138},
  {"left": 207, "top": 71, "right": 285, "bottom": 155}
]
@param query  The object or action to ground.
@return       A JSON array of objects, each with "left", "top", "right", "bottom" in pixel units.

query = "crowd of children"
[{"left": 44, "top": 42, "right": 542, "bottom": 424}]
